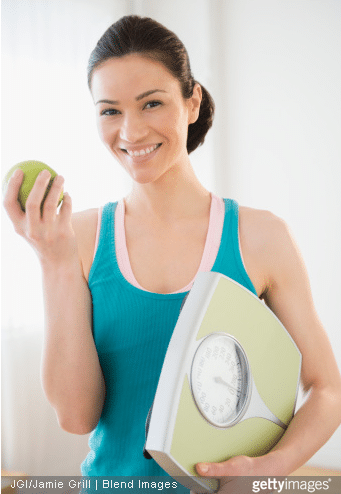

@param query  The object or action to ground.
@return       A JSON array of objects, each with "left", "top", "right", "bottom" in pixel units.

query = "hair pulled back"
[{"left": 88, "top": 15, "right": 214, "bottom": 154}]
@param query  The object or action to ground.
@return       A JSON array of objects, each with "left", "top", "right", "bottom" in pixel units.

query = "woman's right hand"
[{"left": 3, "top": 167, "right": 77, "bottom": 267}]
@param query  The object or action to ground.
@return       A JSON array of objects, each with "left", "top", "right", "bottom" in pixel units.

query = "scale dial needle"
[{"left": 214, "top": 376, "right": 238, "bottom": 392}]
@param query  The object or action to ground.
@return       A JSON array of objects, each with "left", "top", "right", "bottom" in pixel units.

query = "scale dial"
[{"left": 190, "top": 333, "right": 250, "bottom": 428}]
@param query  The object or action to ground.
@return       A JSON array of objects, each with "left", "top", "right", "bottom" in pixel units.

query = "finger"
[
  {"left": 197, "top": 455, "right": 255, "bottom": 479},
  {"left": 3, "top": 168, "right": 25, "bottom": 223},
  {"left": 42, "top": 174, "right": 65, "bottom": 221},
  {"left": 25, "top": 168, "right": 53, "bottom": 219},
  {"left": 58, "top": 191, "right": 73, "bottom": 225},
  {"left": 196, "top": 461, "right": 230, "bottom": 479}
]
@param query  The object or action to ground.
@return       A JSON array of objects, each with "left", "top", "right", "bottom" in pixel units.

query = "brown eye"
[
  {"left": 101, "top": 108, "right": 120, "bottom": 116},
  {"left": 144, "top": 101, "right": 162, "bottom": 109}
]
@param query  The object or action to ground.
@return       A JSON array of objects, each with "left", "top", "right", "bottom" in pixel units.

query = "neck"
[{"left": 124, "top": 160, "right": 211, "bottom": 222}]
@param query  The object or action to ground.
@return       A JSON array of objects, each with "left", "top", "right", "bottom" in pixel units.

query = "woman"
[{"left": 3, "top": 15, "right": 341, "bottom": 490}]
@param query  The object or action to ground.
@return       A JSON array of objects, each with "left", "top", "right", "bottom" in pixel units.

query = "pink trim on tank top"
[
  {"left": 94, "top": 206, "right": 103, "bottom": 261},
  {"left": 93, "top": 194, "right": 225, "bottom": 293}
]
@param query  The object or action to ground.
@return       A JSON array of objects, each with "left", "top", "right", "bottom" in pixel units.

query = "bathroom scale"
[{"left": 144, "top": 271, "right": 301, "bottom": 493}]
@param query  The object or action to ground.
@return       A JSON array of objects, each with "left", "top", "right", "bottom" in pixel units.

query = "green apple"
[{"left": 2, "top": 160, "right": 64, "bottom": 212}]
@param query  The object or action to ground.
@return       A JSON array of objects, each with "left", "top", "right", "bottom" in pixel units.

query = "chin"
[
  {"left": 129, "top": 164, "right": 168, "bottom": 185},
  {"left": 131, "top": 172, "right": 161, "bottom": 185}
]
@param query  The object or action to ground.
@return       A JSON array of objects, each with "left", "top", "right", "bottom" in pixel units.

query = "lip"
[{"left": 121, "top": 143, "right": 162, "bottom": 162}]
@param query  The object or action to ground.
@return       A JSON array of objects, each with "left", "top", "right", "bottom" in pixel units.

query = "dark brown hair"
[{"left": 87, "top": 15, "right": 214, "bottom": 154}]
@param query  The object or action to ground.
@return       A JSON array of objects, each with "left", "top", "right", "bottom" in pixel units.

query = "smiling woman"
[
  {"left": 87, "top": 16, "right": 214, "bottom": 155},
  {"left": 3, "top": 12, "right": 341, "bottom": 491},
  {"left": 91, "top": 54, "right": 202, "bottom": 185}
]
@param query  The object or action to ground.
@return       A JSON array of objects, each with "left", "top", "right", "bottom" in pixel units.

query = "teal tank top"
[{"left": 81, "top": 198, "right": 257, "bottom": 477}]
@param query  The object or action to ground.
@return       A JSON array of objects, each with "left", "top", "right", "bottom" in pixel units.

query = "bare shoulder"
[
  {"left": 238, "top": 205, "right": 291, "bottom": 251},
  {"left": 72, "top": 208, "right": 99, "bottom": 234},
  {"left": 238, "top": 205, "right": 299, "bottom": 296},
  {"left": 71, "top": 208, "right": 99, "bottom": 281}
]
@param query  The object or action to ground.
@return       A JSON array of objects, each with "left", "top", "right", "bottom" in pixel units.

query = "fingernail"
[
  {"left": 200, "top": 464, "right": 209, "bottom": 473},
  {"left": 13, "top": 168, "right": 23, "bottom": 178}
]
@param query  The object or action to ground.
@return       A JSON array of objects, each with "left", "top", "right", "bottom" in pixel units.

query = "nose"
[{"left": 119, "top": 112, "right": 148, "bottom": 143}]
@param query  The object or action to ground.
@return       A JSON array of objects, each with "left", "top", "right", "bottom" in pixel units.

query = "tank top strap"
[
  {"left": 88, "top": 202, "right": 118, "bottom": 287},
  {"left": 213, "top": 198, "right": 257, "bottom": 296}
]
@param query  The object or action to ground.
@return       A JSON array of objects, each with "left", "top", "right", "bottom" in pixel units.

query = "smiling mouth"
[{"left": 122, "top": 143, "right": 162, "bottom": 157}]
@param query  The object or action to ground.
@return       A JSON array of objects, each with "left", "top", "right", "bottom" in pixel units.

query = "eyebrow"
[{"left": 95, "top": 89, "right": 167, "bottom": 105}]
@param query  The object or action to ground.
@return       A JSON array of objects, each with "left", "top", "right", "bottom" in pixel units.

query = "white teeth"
[{"left": 126, "top": 144, "right": 159, "bottom": 157}]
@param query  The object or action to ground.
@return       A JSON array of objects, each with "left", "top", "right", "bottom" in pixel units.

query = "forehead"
[{"left": 91, "top": 54, "right": 182, "bottom": 101}]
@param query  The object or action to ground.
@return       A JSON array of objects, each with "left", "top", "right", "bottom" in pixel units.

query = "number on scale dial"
[{"left": 190, "top": 333, "right": 250, "bottom": 428}]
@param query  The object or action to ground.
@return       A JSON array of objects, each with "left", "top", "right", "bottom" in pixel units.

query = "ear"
[{"left": 187, "top": 83, "right": 202, "bottom": 125}]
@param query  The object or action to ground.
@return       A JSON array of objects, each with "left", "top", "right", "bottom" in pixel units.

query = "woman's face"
[{"left": 91, "top": 54, "right": 201, "bottom": 185}]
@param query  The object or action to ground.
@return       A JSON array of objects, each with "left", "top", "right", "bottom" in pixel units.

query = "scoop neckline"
[{"left": 112, "top": 194, "right": 225, "bottom": 298}]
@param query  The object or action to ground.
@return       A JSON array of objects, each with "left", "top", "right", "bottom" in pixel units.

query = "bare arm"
[
  {"left": 261, "top": 216, "right": 341, "bottom": 472},
  {"left": 3, "top": 168, "right": 105, "bottom": 434},
  {"left": 40, "top": 245, "right": 105, "bottom": 435},
  {"left": 195, "top": 210, "right": 341, "bottom": 485}
]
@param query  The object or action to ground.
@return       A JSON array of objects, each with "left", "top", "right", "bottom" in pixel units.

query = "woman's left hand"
[{"left": 195, "top": 453, "right": 281, "bottom": 493}]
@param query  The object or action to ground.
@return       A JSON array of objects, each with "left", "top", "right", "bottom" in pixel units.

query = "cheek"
[{"left": 157, "top": 110, "right": 188, "bottom": 145}]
